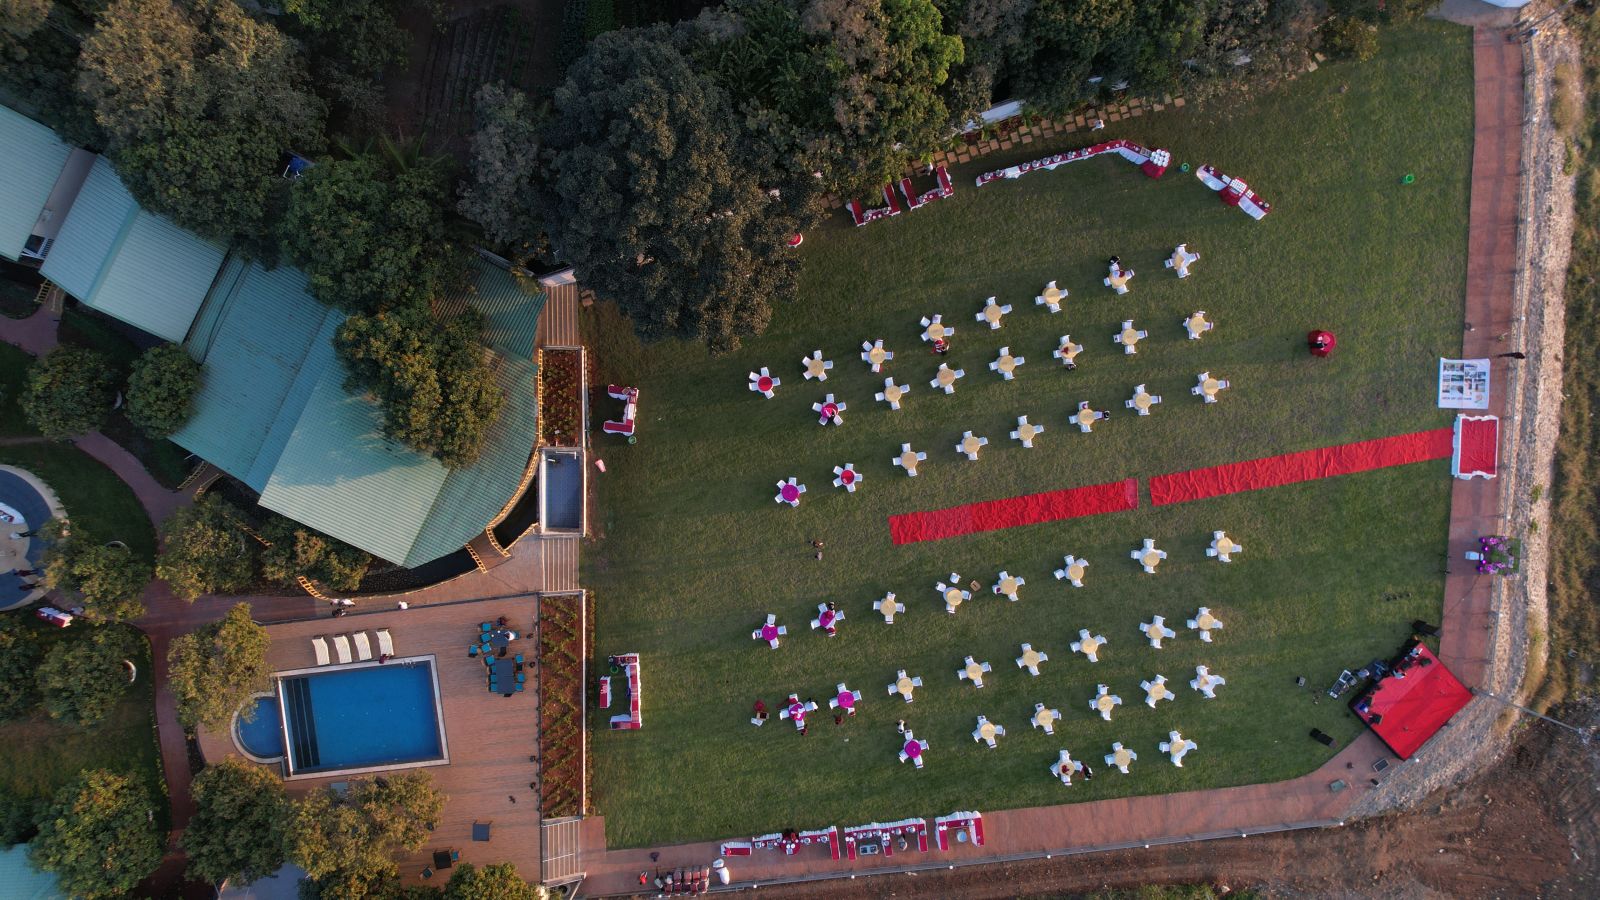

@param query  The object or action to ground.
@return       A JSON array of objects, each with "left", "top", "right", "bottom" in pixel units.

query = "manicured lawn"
[
  {"left": 0, "top": 622, "right": 168, "bottom": 830},
  {"left": 584, "top": 24, "right": 1472, "bottom": 848},
  {"left": 0, "top": 443, "right": 157, "bottom": 562}
]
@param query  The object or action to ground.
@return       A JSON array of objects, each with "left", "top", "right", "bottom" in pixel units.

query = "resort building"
[{"left": 0, "top": 103, "right": 586, "bottom": 571}]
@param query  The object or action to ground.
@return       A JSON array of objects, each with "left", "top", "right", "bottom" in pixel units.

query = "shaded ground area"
[{"left": 741, "top": 702, "right": 1599, "bottom": 899}]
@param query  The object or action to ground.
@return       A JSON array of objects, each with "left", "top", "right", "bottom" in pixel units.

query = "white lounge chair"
[
  {"left": 311, "top": 636, "right": 331, "bottom": 666},
  {"left": 353, "top": 632, "right": 373, "bottom": 661},
  {"left": 332, "top": 634, "right": 353, "bottom": 665},
  {"left": 376, "top": 628, "right": 394, "bottom": 657}
]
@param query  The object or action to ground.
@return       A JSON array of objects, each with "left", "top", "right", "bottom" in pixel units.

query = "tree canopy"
[
  {"left": 536, "top": 26, "right": 809, "bottom": 352},
  {"left": 459, "top": 84, "right": 545, "bottom": 253},
  {"left": 36, "top": 626, "right": 135, "bottom": 727},
  {"left": 0, "top": 618, "right": 43, "bottom": 722},
  {"left": 184, "top": 757, "right": 290, "bottom": 886},
  {"left": 167, "top": 601, "right": 270, "bottom": 729},
  {"left": 280, "top": 151, "right": 455, "bottom": 315},
  {"left": 29, "top": 770, "right": 163, "bottom": 899},
  {"left": 21, "top": 345, "right": 115, "bottom": 439},
  {"left": 335, "top": 304, "right": 505, "bottom": 468},
  {"left": 77, "top": 0, "right": 326, "bottom": 248},
  {"left": 40, "top": 524, "right": 151, "bottom": 623},
  {"left": 442, "top": 862, "right": 544, "bottom": 900},
  {"left": 287, "top": 773, "right": 445, "bottom": 899},
  {"left": 155, "top": 494, "right": 256, "bottom": 601},
  {"left": 126, "top": 343, "right": 201, "bottom": 438},
  {"left": 258, "top": 513, "right": 371, "bottom": 591}
]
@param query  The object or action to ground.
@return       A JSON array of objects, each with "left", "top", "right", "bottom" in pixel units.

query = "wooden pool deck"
[{"left": 197, "top": 598, "right": 545, "bottom": 883}]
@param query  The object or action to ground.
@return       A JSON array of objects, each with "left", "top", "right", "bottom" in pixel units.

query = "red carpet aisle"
[
  {"left": 888, "top": 479, "right": 1139, "bottom": 544},
  {"left": 1148, "top": 428, "right": 1455, "bottom": 506}
]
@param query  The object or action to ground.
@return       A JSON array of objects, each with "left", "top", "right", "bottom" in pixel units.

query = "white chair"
[
  {"left": 1165, "top": 243, "right": 1200, "bottom": 278},
  {"left": 1010, "top": 415, "right": 1043, "bottom": 448},
  {"left": 992, "top": 571, "right": 1024, "bottom": 601},
  {"left": 1191, "top": 665, "right": 1226, "bottom": 699},
  {"left": 1032, "top": 703, "right": 1061, "bottom": 735},
  {"left": 971, "top": 715, "right": 1006, "bottom": 747},
  {"left": 1050, "top": 749, "right": 1083, "bottom": 785},
  {"left": 876, "top": 378, "right": 909, "bottom": 410},
  {"left": 893, "top": 443, "right": 927, "bottom": 477},
  {"left": 353, "top": 632, "right": 373, "bottom": 661},
  {"left": 1054, "top": 555, "right": 1088, "bottom": 587},
  {"left": 975, "top": 297, "right": 1012, "bottom": 330},
  {"left": 1141, "top": 675, "right": 1173, "bottom": 708},
  {"left": 1161, "top": 731, "right": 1197, "bottom": 767},
  {"left": 1105, "top": 742, "right": 1138, "bottom": 773},
  {"left": 936, "top": 574, "right": 971, "bottom": 614},
  {"left": 332, "top": 634, "right": 352, "bottom": 664},
  {"left": 747, "top": 366, "right": 780, "bottom": 399},
  {"left": 832, "top": 464, "right": 862, "bottom": 492},
  {"left": 874, "top": 593, "right": 903, "bottom": 624},
  {"left": 919, "top": 315, "right": 953, "bottom": 343},
  {"left": 311, "top": 636, "right": 331, "bottom": 666},
  {"left": 811, "top": 394, "right": 846, "bottom": 426},
  {"left": 956, "top": 655, "right": 992, "bottom": 688},
  {"left": 810, "top": 602, "right": 843, "bottom": 636},
  {"left": 1141, "top": 615, "right": 1176, "bottom": 648},
  {"left": 955, "top": 430, "right": 989, "bottom": 461},
  {"left": 801, "top": 350, "right": 834, "bottom": 381},
  {"left": 375, "top": 629, "right": 394, "bottom": 657},
  {"left": 1015, "top": 643, "right": 1047, "bottom": 675},
  {"left": 1070, "top": 629, "right": 1106, "bottom": 662},
  {"left": 860, "top": 339, "right": 893, "bottom": 372},
  {"left": 1054, "top": 335, "right": 1084, "bottom": 369},
  {"left": 1187, "top": 606, "right": 1224, "bottom": 642},
  {"left": 1035, "top": 281, "right": 1066, "bottom": 313},
  {"left": 1090, "top": 684, "right": 1122, "bottom": 721},
  {"left": 930, "top": 364, "right": 965, "bottom": 394}
]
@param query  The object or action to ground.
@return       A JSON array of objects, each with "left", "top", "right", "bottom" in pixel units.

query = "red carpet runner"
[
  {"left": 888, "top": 479, "right": 1138, "bottom": 545},
  {"left": 1148, "top": 428, "right": 1455, "bottom": 506}
]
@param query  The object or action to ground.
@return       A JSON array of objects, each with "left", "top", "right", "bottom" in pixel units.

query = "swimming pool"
[
  {"left": 235, "top": 695, "right": 284, "bottom": 760},
  {"left": 278, "top": 659, "right": 447, "bottom": 777}
]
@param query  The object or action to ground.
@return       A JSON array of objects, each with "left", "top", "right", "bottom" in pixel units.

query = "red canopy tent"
[{"left": 1351, "top": 644, "right": 1472, "bottom": 759}]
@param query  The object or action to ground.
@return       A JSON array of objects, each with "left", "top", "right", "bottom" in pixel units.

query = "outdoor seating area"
[
  {"left": 469, "top": 620, "right": 525, "bottom": 697},
  {"left": 313, "top": 629, "right": 397, "bottom": 667}
]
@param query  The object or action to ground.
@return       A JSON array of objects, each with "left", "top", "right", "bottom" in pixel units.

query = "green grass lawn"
[
  {"left": 583, "top": 24, "right": 1472, "bottom": 848},
  {"left": 0, "top": 443, "right": 157, "bottom": 562},
  {"left": 0, "top": 622, "right": 168, "bottom": 830},
  {"left": 0, "top": 343, "right": 41, "bottom": 438}
]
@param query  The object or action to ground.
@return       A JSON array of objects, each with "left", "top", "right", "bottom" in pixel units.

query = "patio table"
[
  {"left": 1196, "top": 610, "right": 1219, "bottom": 630},
  {"left": 780, "top": 483, "right": 800, "bottom": 503},
  {"left": 892, "top": 674, "right": 919, "bottom": 701},
  {"left": 1074, "top": 406, "right": 1100, "bottom": 430},
  {"left": 959, "top": 434, "right": 984, "bottom": 459},
  {"left": 865, "top": 343, "right": 889, "bottom": 368},
  {"left": 1201, "top": 376, "right": 1223, "bottom": 397},
  {"left": 944, "top": 588, "right": 965, "bottom": 611},
  {"left": 1185, "top": 312, "right": 1210, "bottom": 339},
  {"left": 1141, "top": 550, "right": 1163, "bottom": 570},
  {"left": 995, "top": 353, "right": 1017, "bottom": 375},
  {"left": 922, "top": 319, "right": 948, "bottom": 342},
  {"left": 1112, "top": 747, "right": 1135, "bottom": 769},
  {"left": 935, "top": 366, "right": 958, "bottom": 389},
  {"left": 1018, "top": 646, "right": 1043, "bottom": 670}
]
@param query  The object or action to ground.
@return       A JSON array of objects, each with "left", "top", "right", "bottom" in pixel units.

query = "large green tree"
[
  {"left": 287, "top": 773, "right": 445, "bottom": 899},
  {"left": 126, "top": 343, "right": 201, "bottom": 438},
  {"left": 697, "top": 0, "right": 964, "bottom": 195},
  {"left": 41, "top": 536, "right": 151, "bottom": 623},
  {"left": 29, "top": 770, "right": 162, "bottom": 899},
  {"left": 443, "top": 862, "right": 544, "bottom": 900},
  {"left": 167, "top": 602, "right": 270, "bottom": 729},
  {"left": 459, "top": 83, "right": 545, "bottom": 253},
  {"left": 335, "top": 304, "right": 505, "bottom": 468},
  {"left": 537, "top": 26, "right": 809, "bottom": 352},
  {"left": 156, "top": 494, "right": 256, "bottom": 601},
  {"left": 184, "top": 757, "right": 289, "bottom": 886},
  {"left": 35, "top": 626, "right": 135, "bottom": 727},
  {"left": 77, "top": 0, "right": 326, "bottom": 248},
  {"left": 21, "top": 345, "right": 115, "bottom": 439},
  {"left": 258, "top": 513, "right": 371, "bottom": 591},
  {"left": 280, "top": 151, "right": 454, "bottom": 315},
  {"left": 0, "top": 618, "right": 43, "bottom": 722}
]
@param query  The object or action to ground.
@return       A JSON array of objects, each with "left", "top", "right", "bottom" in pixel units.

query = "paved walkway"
[{"left": 570, "top": 26, "right": 1527, "bottom": 896}]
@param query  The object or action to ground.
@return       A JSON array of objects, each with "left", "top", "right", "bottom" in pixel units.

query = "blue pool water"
[
  {"left": 236, "top": 696, "right": 284, "bottom": 758},
  {"left": 281, "top": 663, "right": 443, "bottom": 774}
]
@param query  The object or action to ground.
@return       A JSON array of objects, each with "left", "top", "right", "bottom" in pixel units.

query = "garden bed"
[
  {"left": 537, "top": 592, "right": 585, "bottom": 817},
  {"left": 540, "top": 348, "right": 583, "bottom": 447}
]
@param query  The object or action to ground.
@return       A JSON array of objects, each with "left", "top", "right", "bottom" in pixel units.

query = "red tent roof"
[{"left": 1353, "top": 644, "right": 1472, "bottom": 759}]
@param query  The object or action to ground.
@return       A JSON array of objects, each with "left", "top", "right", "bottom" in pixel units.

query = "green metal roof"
[
  {"left": 171, "top": 261, "right": 340, "bottom": 485},
  {"left": 258, "top": 347, "right": 448, "bottom": 565},
  {"left": 0, "top": 105, "right": 72, "bottom": 262},
  {"left": 405, "top": 353, "right": 540, "bottom": 565},
  {"left": 40, "top": 157, "right": 225, "bottom": 342},
  {"left": 458, "top": 259, "right": 547, "bottom": 360}
]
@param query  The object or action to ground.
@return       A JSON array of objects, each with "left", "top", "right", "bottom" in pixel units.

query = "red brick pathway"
[{"left": 573, "top": 28, "right": 1525, "bottom": 896}]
